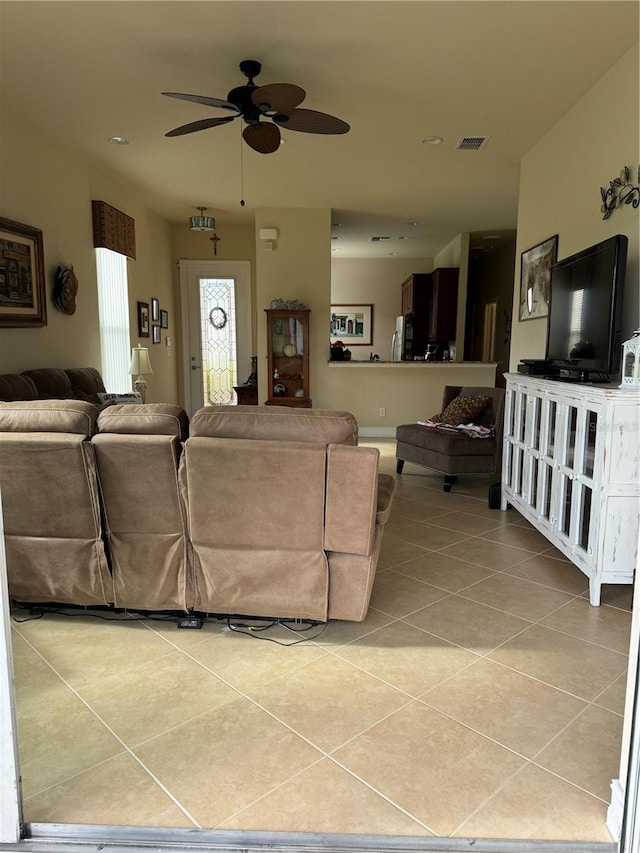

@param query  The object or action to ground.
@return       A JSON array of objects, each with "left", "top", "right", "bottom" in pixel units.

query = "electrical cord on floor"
[
  {"left": 10, "top": 601, "right": 186, "bottom": 624},
  {"left": 10, "top": 602, "right": 328, "bottom": 643},
  {"left": 225, "top": 616, "right": 328, "bottom": 645}
]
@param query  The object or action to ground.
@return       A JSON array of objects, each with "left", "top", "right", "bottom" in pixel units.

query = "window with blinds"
[{"left": 95, "top": 248, "right": 131, "bottom": 392}]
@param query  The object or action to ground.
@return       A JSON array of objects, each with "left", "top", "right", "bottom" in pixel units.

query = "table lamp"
[{"left": 128, "top": 345, "right": 153, "bottom": 402}]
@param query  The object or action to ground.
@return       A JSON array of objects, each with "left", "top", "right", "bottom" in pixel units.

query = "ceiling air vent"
[
  {"left": 456, "top": 136, "right": 489, "bottom": 151},
  {"left": 370, "top": 236, "right": 392, "bottom": 242}
]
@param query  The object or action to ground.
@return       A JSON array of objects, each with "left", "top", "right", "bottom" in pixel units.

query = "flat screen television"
[{"left": 545, "top": 234, "right": 628, "bottom": 379}]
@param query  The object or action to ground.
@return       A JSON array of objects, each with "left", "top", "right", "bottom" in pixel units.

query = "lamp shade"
[{"left": 129, "top": 345, "right": 153, "bottom": 376}]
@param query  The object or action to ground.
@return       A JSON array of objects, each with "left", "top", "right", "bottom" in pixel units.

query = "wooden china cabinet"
[{"left": 264, "top": 309, "right": 311, "bottom": 407}]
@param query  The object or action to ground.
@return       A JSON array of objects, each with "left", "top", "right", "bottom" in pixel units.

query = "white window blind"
[{"left": 95, "top": 248, "right": 131, "bottom": 392}]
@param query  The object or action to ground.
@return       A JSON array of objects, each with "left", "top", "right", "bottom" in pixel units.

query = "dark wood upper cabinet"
[{"left": 428, "top": 267, "right": 459, "bottom": 343}]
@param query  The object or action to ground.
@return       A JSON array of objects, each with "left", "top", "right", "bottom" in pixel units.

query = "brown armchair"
[{"left": 395, "top": 385, "right": 505, "bottom": 491}]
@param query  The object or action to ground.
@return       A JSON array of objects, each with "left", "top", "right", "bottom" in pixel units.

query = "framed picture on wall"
[
  {"left": 137, "top": 301, "right": 150, "bottom": 337},
  {"left": 160, "top": 309, "right": 169, "bottom": 328},
  {"left": 330, "top": 304, "right": 374, "bottom": 346},
  {"left": 152, "top": 324, "right": 161, "bottom": 344},
  {"left": 151, "top": 297, "right": 160, "bottom": 323},
  {"left": 0, "top": 217, "right": 47, "bottom": 328},
  {"left": 519, "top": 235, "right": 558, "bottom": 321}
]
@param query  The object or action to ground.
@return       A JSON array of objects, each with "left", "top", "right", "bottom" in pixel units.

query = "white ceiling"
[{"left": 1, "top": 1, "right": 637, "bottom": 258}]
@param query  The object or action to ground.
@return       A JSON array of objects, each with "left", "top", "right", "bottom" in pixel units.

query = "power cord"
[{"left": 225, "top": 616, "right": 328, "bottom": 645}]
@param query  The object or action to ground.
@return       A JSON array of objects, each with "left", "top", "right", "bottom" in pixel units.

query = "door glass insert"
[{"left": 199, "top": 278, "right": 237, "bottom": 405}]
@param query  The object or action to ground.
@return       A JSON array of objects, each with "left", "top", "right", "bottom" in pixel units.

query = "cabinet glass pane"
[
  {"left": 517, "top": 394, "right": 527, "bottom": 441},
  {"left": 583, "top": 410, "right": 598, "bottom": 478},
  {"left": 540, "top": 464, "right": 552, "bottom": 520},
  {"left": 530, "top": 458, "right": 539, "bottom": 506},
  {"left": 561, "top": 478, "right": 573, "bottom": 535},
  {"left": 513, "top": 447, "right": 523, "bottom": 496},
  {"left": 532, "top": 398, "right": 542, "bottom": 450},
  {"left": 505, "top": 393, "right": 515, "bottom": 438},
  {"left": 546, "top": 400, "right": 557, "bottom": 457},
  {"left": 579, "top": 485, "right": 593, "bottom": 551},
  {"left": 566, "top": 407, "right": 578, "bottom": 468},
  {"left": 272, "top": 317, "right": 303, "bottom": 355}
]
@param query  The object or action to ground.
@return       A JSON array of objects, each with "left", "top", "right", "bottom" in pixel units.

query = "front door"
[{"left": 179, "top": 260, "right": 252, "bottom": 416}]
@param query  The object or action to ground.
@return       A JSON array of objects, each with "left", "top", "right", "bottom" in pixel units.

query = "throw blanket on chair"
[{"left": 417, "top": 420, "right": 495, "bottom": 439}]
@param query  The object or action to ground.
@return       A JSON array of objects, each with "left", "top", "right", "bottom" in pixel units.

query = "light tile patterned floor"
[{"left": 10, "top": 439, "right": 632, "bottom": 841}]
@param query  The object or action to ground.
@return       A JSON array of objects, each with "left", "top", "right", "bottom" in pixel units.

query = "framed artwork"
[
  {"left": 160, "top": 309, "right": 169, "bottom": 328},
  {"left": 152, "top": 324, "right": 161, "bottom": 344},
  {"left": 151, "top": 297, "right": 160, "bottom": 323},
  {"left": 519, "top": 235, "right": 558, "bottom": 321},
  {"left": 0, "top": 217, "right": 47, "bottom": 327},
  {"left": 137, "top": 301, "right": 150, "bottom": 337},
  {"left": 330, "top": 303, "right": 374, "bottom": 346}
]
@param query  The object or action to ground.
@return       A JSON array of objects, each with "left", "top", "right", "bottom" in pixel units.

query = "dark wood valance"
[{"left": 91, "top": 200, "right": 136, "bottom": 259}]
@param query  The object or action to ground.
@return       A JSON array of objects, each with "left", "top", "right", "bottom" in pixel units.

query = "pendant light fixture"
[{"left": 189, "top": 206, "right": 216, "bottom": 231}]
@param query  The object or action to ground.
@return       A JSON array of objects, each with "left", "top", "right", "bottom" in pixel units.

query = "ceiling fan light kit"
[{"left": 163, "top": 59, "right": 350, "bottom": 154}]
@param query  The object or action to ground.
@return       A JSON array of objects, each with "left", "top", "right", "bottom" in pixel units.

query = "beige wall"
[
  {"left": 254, "top": 208, "right": 332, "bottom": 406},
  {"left": 0, "top": 108, "right": 179, "bottom": 404},
  {"left": 331, "top": 258, "right": 434, "bottom": 361},
  {"left": 510, "top": 43, "right": 639, "bottom": 369}
]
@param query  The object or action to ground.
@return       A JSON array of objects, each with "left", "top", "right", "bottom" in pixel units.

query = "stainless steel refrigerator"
[{"left": 391, "top": 315, "right": 414, "bottom": 361}]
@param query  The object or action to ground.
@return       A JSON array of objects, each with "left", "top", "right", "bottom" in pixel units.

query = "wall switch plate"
[{"left": 379, "top": 407, "right": 386, "bottom": 417}]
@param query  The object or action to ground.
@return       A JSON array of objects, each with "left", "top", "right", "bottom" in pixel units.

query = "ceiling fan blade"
[
  {"left": 243, "top": 122, "right": 281, "bottom": 154},
  {"left": 273, "top": 108, "right": 350, "bottom": 135},
  {"left": 165, "top": 116, "right": 236, "bottom": 137},
  {"left": 162, "top": 92, "right": 239, "bottom": 112},
  {"left": 251, "top": 83, "right": 306, "bottom": 114}
]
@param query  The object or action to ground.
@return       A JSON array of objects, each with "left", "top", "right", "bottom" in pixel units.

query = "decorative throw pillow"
[{"left": 430, "top": 394, "right": 491, "bottom": 426}]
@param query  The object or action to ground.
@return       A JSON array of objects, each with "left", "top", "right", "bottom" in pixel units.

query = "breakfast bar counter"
[{"left": 320, "top": 361, "right": 499, "bottom": 431}]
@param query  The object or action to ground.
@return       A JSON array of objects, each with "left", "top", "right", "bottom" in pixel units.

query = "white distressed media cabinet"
[{"left": 501, "top": 373, "right": 639, "bottom": 605}]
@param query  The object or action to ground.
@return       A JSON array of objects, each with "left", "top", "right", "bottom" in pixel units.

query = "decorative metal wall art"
[{"left": 600, "top": 166, "right": 640, "bottom": 220}]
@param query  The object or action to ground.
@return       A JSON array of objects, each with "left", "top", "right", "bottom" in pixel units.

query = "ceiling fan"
[{"left": 162, "top": 59, "right": 350, "bottom": 154}]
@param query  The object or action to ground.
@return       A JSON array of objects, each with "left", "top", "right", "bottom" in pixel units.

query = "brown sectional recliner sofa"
[
  {"left": 0, "top": 367, "right": 106, "bottom": 404},
  {"left": 0, "top": 400, "right": 395, "bottom": 623}
]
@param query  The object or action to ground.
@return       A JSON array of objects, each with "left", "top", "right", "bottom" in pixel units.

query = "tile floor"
[{"left": 10, "top": 439, "right": 633, "bottom": 842}]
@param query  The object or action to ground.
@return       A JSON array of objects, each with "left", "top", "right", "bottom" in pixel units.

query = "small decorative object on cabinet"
[
  {"left": 265, "top": 308, "right": 311, "bottom": 407},
  {"left": 620, "top": 329, "right": 640, "bottom": 388},
  {"left": 234, "top": 356, "right": 258, "bottom": 404},
  {"left": 502, "top": 373, "right": 639, "bottom": 605}
]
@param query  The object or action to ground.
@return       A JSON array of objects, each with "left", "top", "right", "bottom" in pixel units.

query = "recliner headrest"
[
  {"left": 190, "top": 405, "right": 358, "bottom": 445},
  {"left": 0, "top": 400, "right": 98, "bottom": 436},
  {"left": 98, "top": 404, "right": 189, "bottom": 439}
]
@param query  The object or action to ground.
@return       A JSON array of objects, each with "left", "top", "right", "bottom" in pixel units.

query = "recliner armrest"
[{"left": 376, "top": 473, "right": 395, "bottom": 526}]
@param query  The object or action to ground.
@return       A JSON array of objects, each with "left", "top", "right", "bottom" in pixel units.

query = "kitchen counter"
[
  {"left": 327, "top": 360, "right": 497, "bottom": 367},
  {"left": 320, "top": 362, "right": 500, "bottom": 431}
]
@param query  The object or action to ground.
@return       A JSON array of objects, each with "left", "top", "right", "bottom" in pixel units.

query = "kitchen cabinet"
[
  {"left": 400, "top": 274, "right": 431, "bottom": 358},
  {"left": 428, "top": 267, "right": 459, "bottom": 342}
]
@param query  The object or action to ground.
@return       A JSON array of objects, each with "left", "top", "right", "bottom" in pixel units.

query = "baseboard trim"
[
  {"left": 359, "top": 427, "right": 396, "bottom": 438},
  {"left": 606, "top": 778, "right": 623, "bottom": 841}
]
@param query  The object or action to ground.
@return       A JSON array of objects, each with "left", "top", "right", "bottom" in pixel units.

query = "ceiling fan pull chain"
[{"left": 239, "top": 122, "right": 245, "bottom": 207}]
